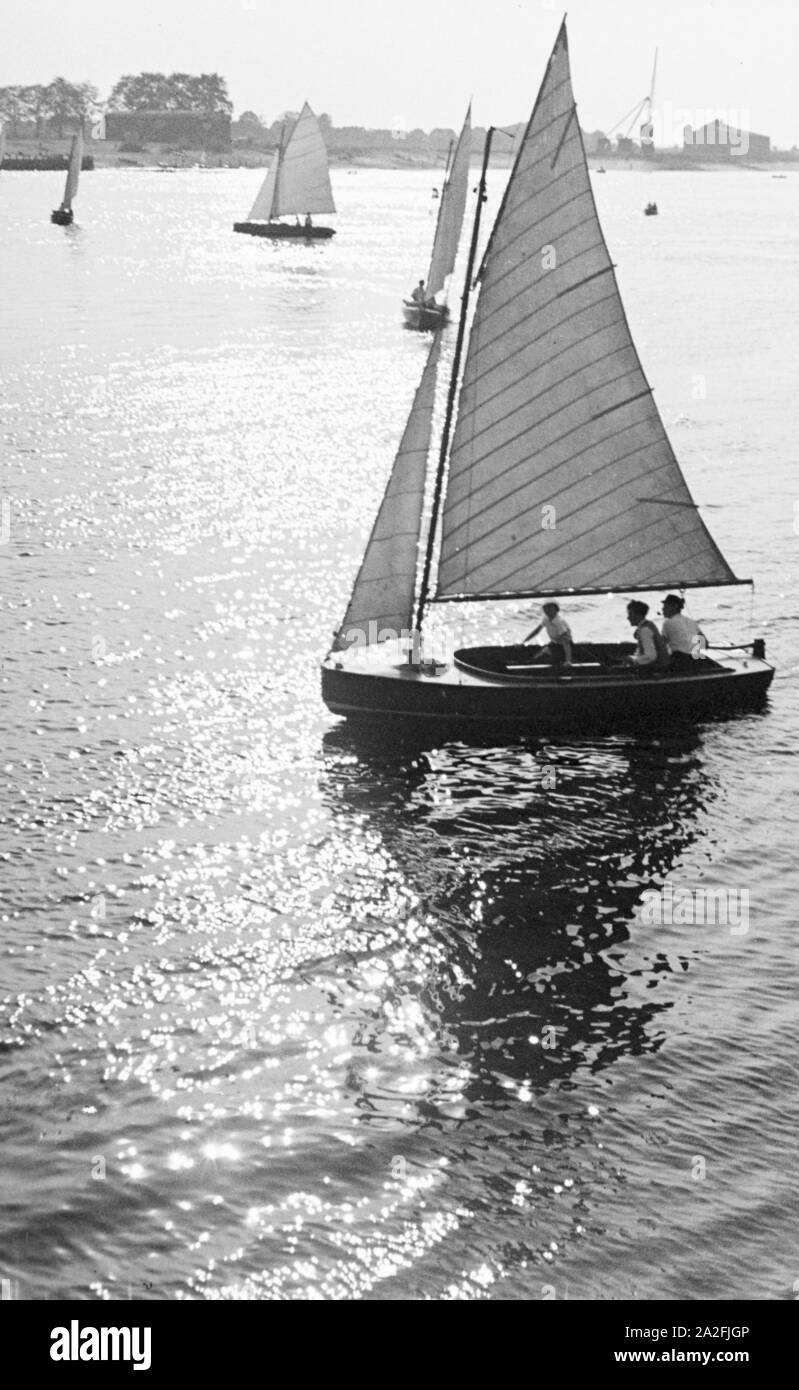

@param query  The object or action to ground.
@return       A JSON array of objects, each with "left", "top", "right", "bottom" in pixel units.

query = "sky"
[{"left": 2, "top": 0, "right": 797, "bottom": 146}]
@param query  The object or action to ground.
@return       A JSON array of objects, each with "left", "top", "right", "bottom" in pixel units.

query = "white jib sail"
[
  {"left": 426, "top": 104, "right": 472, "bottom": 301},
  {"left": 62, "top": 129, "right": 83, "bottom": 209},
  {"left": 333, "top": 334, "right": 442, "bottom": 650},
  {"left": 272, "top": 102, "right": 336, "bottom": 217},
  {"left": 436, "top": 21, "right": 739, "bottom": 599},
  {"left": 247, "top": 152, "right": 279, "bottom": 221}
]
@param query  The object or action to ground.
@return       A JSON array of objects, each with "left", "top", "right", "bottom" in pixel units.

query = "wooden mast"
[
  {"left": 273, "top": 121, "right": 285, "bottom": 220},
  {"left": 415, "top": 126, "right": 495, "bottom": 633}
]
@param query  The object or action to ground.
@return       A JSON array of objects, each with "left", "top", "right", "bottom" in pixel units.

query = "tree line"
[
  {"left": 0, "top": 72, "right": 233, "bottom": 138},
  {"left": 0, "top": 79, "right": 99, "bottom": 138}
]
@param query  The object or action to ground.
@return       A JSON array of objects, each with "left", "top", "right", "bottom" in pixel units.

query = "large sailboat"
[
  {"left": 234, "top": 102, "right": 336, "bottom": 239},
  {"left": 50, "top": 129, "right": 83, "bottom": 225},
  {"left": 403, "top": 105, "right": 472, "bottom": 331},
  {"left": 321, "top": 20, "right": 774, "bottom": 732}
]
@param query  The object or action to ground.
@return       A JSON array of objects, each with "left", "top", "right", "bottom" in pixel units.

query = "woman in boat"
[
  {"left": 523, "top": 602, "right": 573, "bottom": 668},
  {"left": 661, "top": 594, "right": 706, "bottom": 670},
  {"left": 626, "top": 601, "right": 669, "bottom": 672}
]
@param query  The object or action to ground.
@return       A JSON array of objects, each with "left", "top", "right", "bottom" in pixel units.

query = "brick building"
[
  {"left": 684, "top": 120, "right": 770, "bottom": 159},
  {"left": 106, "top": 110, "right": 231, "bottom": 151}
]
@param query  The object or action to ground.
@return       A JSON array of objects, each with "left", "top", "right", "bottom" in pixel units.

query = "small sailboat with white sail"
[
  {"left": 321, "top": 20, "right": 773, "bottom": 733},
  {"left": 403, "top": 105, "right": 472, "bottom": 331},
  {"left": 234, "top": 102, "right": 336, "bottom": 239},
  {"left": 51, "top": 128, "right": 83, "bottom": 225}
]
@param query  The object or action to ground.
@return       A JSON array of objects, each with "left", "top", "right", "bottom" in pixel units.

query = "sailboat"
[
  {"left": 321, "top": 20, "right": 774, "bottom": 732},
  {"left": 51, "top": 128, "right": 83, "bottom": 225},
  {"left": 0, "top": 124, "right": 5, "bottom": 174},
  {"left": 403, "top": 105, "right": 472, "bottom": 331},
  {"left": 233, "top": 102, "right": 336, "bottom": 239}
]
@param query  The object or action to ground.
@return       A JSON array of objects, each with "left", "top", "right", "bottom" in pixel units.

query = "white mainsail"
[
  {"left": 248, "top": 103, "right": 335, "bottom": 221},
  {"left": 426, "top": 104, "right": 472, "bottom": 301},
  {"left": 62, "top": 129, "right": 83, "bottom": 210},
  {"left": 333, "top": 335, "right": 442, "bottom": 649},
  {"left": 436, "top": 21, "right": 739, "bottom": 600}
]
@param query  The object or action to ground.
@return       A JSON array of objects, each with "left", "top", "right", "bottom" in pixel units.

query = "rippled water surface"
[{"left": 1, "top": 167, "right": 798, "bottom": 1300}]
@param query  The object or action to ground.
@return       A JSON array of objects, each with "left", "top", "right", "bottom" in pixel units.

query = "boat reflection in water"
[
  {"left": 317, "top": 716, "right": 763, "bottom": 1295},
  {"left": 322, "top": 724, "right": 711, "bottom": 1102}
]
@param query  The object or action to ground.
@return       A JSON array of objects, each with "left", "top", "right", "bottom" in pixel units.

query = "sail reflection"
[{"left": 320, "top": 725, "right": 711, "bottom": 1114}]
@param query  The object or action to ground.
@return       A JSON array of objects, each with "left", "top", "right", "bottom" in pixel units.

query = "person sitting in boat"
[
  {"left": 523, "top": 602, "right": 573, "bottom": 668},
  {"left": 410, "top": 280, "right": 427, "bottom": 305},
  {"left": 661, "top": 594, "right": 707, "bottom": 670},
  {"left": 305, "top": 213, "right": 313, "bottom": 229},
  {"left": 626, "top": 600, "right": 669, "bottom": 672}
]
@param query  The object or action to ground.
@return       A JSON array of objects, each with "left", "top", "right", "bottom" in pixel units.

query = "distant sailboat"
[
  {"left": 0, "top": 124, "right": 5, "bottom": 174},
  {"left": 51, "top": 129, "right": 83, "bottom": 225},
  {"left": 234, "top": 102, "right": 336, "bottom": 239},
  {"left": 322, "top": 20, "right": 773, "bottom": 732},
  {"left": 403, "top": 105, "right": 472, "bottom": 331}
]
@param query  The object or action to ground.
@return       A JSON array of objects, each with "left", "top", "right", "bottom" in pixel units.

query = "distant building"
[
  {"left": 106, "top": 110, "right": 231, "bottom": 151},
  {"left": 683, "top": 120, "right": 769, "bottom": 159}
]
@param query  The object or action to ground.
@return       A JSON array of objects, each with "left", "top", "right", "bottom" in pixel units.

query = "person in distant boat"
[
  {"left": 410, "top": 280, "right": 427, "bottom": 305},
  {"left": 523, "top": 602, "right": 573, "bottom": 668},
  {"left": 626, "top": 600, "right": 669, "bottom": 672},
  {"left": 305, "top": 213, "right": 313, "bottom": 229},
  {"left": 661, "top": 594, "right": 707, "bottom": 670}
]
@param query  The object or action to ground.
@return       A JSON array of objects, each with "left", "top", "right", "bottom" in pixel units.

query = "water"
[{"left": 1, "top": 167, "right": 798, "bottom": 1301}]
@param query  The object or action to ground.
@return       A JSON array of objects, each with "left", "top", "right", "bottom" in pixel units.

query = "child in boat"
[
  {"left": 626, "top": 601, "right": 669, "bottom": 671},
  {"left": 660, "top": 594, "right": 707, "bottom": 670},
  {"left": 523, "top": 602, "right": 573, "bottom": 668}
]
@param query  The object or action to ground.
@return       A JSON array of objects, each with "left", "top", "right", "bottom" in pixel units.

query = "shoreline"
[{"left": 2, "top": 139, "right": 797, "bottom": 174}]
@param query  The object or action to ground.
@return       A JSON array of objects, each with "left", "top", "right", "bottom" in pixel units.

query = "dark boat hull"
[
  {"left": 402, "top": 300, "right": 449, "bottom": 332},
  {"left": 3, "top": 156, "right": 94, "bottom": 172},
  {"left": 50, "top": 208, "right": 74, "bottom": 225},
  {"left": 233, "top": 221, "right": 335, "bottom": 239},
  {"left": 322, "top": 643, "right": 774, "bottom": 734}
]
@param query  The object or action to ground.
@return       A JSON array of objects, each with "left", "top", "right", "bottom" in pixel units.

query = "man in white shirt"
[
  {"left": 661, "top": 594, "right": 706, "bottom": 670},
  {"left": 523, "top": 602, "right": 573, "bottom": 668}
]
